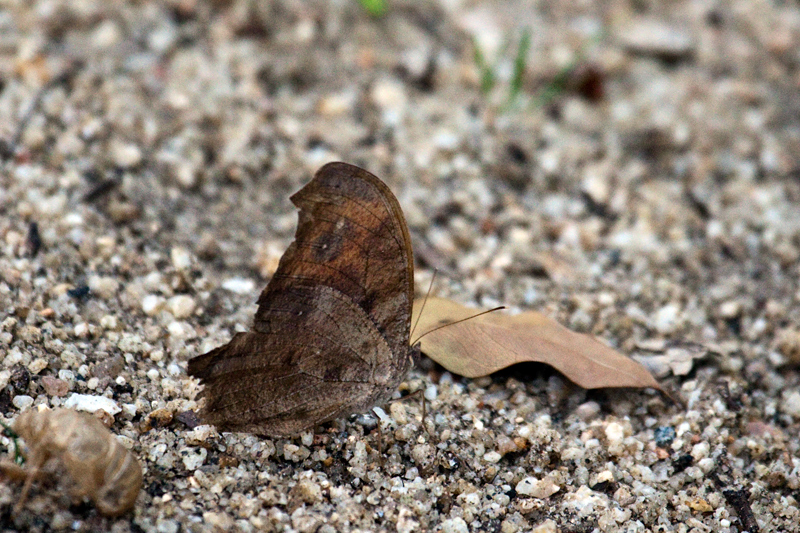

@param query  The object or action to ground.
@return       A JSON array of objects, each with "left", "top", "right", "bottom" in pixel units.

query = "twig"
[{"left": 709, "top": 457, "right": 760, "bottom": 533}]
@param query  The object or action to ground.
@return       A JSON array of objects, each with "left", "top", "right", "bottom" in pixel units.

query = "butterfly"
[{"left": 188, "top": 162, "right": 417, "bottom": 437}]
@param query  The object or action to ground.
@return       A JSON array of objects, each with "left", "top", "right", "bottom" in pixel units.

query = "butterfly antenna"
[
  {"left": 410, "top": 269, "right": 438, "bottom": 340},
  {"left": 411, "top": 306, "right": 505, "bottom": 345}
]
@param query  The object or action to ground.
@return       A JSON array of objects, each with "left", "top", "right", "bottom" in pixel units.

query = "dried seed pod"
[{"left": 10, "top": 408, "right": 142, "bottom": 516}]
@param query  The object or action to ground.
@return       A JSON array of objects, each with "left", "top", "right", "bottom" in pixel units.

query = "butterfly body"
[{"left": 189, "top": 163, "right": 415, "bottom": 437}]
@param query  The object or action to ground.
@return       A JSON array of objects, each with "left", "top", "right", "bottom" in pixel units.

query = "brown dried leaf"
[{"left": 412, "top": 297, "right": 663, "bottom": 391}]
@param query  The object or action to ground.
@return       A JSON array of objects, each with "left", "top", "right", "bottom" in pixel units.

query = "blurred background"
[{"left": 2, "top": 1, "right": 800, "bottom": 531}]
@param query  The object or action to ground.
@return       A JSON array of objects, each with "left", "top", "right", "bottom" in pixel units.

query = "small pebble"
[
  {"left": 181, "top": 447, "right": 207, "bottom": 470},
  {"left": 515, "top": 477, "right": 560, "bottom": 499},
  {"left": 111, "top": 140, "right": 143, "bottom": 168},
  {"left": 441, "top": 517, "right": 469, "bottom": 533},
  {"left": 41, "top": 375, "right": 69, "bottom": 396},
  {"left": 202, "top": 512, "right": 233, "bottom": 530},
  {"left": 171, "top": 247, "right": 192, "bottom": 270},
  {"left": 483, "top": 451, "right": 502, "bottom": 463},
  {"left": 619, "top": 18, "right": 695, "bottom": 59},
  {"left": 495, "top": 435, "right": 519, "bottom": 456},
  {"left": 185, "top": 425, "right": 216, "bottom": 446},
  {"left": 221, "top": 278, "right": 255, "bottom": 294},
  {"left": 12, "top": 395, "right": 34, "bottom": 410},
  {"left": 93, "top": 408, "right": 115, "bottom": 427},
  {"left": 424, "top": 384, "right": 437, "bottom": 401},
  {"left": 530, "top": 520, "right": 558, "bottom": 533},
  {"left": 781, "top": 390, "right": 800, "bottom": 419},
  {"left": 605, "top": 421, "right": 625, "bottom": 447},
  {"left": 88, "top": 275, "right": 119, "bottom": 299},
  {"left": 167, "top": 295, "right": 196, "bottom": 318},
  {"left": 27, "top": 358, "right": 48, "bottom": 374},
  {"left": 291, "top": 479, "right": 322, "bottom": 505},
  {"left": 654, "top": 426, "right": 676, "bottom": 448},
  {"left": 390, "top": 402, "right": 408, "bottom": 425},
  {"left": 719, "top": 300, "right": 742, "bottom": 318},
  {"left": 167, "top": 321, "right": 195, "bottom": 340},
  {"left": 575, "top": 401, "right": 601, "bottom": 421},
  {"left": 142, "top": 294, "right": 165, "bottom": 316},
  {"left": 63, "top": 393, "right": 121, "bottom": 415}
]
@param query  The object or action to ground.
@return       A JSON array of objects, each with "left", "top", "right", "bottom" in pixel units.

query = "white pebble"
[
  {"left": 92, "top": 20, "right": 121, "bottom": 48},
  {"left": 433, "top": 129, "right": 460, "bottom": 151},
  {"left": 167, "top": 295, "right": 196, "bottom": 319},
  {"left": 180, "top": 447, "right": 207, "bottom": 470},
  {"left": 654, "top": 303, "right": 681, "bottom": 334},
  {"left": 515, "top": 477, "right": 560, "bottom": 498},
  {"left": 575, "top": 401, "right": 601, "bottom": 421},
  {"left": 63, "top": 393, "right": 121, "bottom": 415},
  {"left": 58, "top": 369, "right": 75, "bottom": 385},
  {"left": 28, "top": 358, "right": 48, "bottom": 374},
  {"left": 424, "top": 384, "right": 437, "bottom": 401},
  {"left": 170, "top": 247, "right": 192, "bottom": 270},
  {"left": 781, "top": 390, "right": 800, "bottom": 419},
  {"left": 719, "top": 300, "right": 741, "bottom": 318},
  {"left": 691, "top": 441, "right": 710, "bottom": 461},
  {"left": 185, "top": 425, "right": 216, "bottom": 446},
  {"left": 605, "top": 421, "right": 625, "bottom": 446},
  {"left": 371, "top": 78, "right": 407, "bottom": 112},
  {"left": 88, "top": 275, "right": 119, "bottom": 299},
  {"left": 390, "top": 402, "right": 408, "bottom": 425},
  {"left": 440, "top": 517, "right": 469, "bottom": 533},
  {"left": 563, "top": 485, "right": 603, "bottom": 514},
  {"left": 167, "top": 321, "right": 194, "bottom": 340},
  {"left": 63, "top": 212, "right": 84, "bottom": 226},
  {"left": 142, "top": 294, "right": 165, "bottom": 316},
  {"left": 530, "top": 520, "right": 558, "bottom": 533},
  {"left": 372, "top": 406, "right": 389, "bottom": 421},
  {"left": 283, "top": 443, "right": 310, "bottom": 462},
  {"left": 221, "top": 277, "right": 255, "bottom": 295},
  {"left": 12, "top": 395, "right": 34, "bottom": 410},
  {"left": 100, "top": 315, "right": 119, "bottom": 330},
  {"left": 483, "top": 451, "right": 502, "bottom": 463},
  {"left": 156, "top": 519, "right": 179, "bottom": 533},
  {"left": 111, "top": 140, "right": 142, "bottom": 168}
]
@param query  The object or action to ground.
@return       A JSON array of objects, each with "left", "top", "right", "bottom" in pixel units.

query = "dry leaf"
[{"left": 412, "top": 297, "right": 663, "bottom": 391}]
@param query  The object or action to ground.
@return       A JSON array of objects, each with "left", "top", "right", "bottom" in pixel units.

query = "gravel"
[{"left": 2, "top": 1, "right": 800, "bottom": 532}]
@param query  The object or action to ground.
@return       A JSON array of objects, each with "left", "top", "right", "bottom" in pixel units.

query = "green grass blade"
[
  {"left": 358, "top": 0, "right": 387, "bottom": 17},
  {"left": 506, "top": 27, "right": 531, "bottom": 106},
  {"left": 473, "top": 37, "right": 496, "bottom": 94}
]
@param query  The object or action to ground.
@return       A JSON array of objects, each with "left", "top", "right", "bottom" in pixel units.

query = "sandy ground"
[{"left": 1, "top": 1, "right": 800, "bottom": 531}]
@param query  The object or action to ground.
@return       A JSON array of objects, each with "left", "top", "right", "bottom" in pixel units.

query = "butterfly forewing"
[{"left": 257, "top": 163, "right": 414, "bottom": 356}]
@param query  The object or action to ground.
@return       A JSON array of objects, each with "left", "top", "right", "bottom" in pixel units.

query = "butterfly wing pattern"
[{"left": 188, "top": 163, "right": 416, "bottom": 436}]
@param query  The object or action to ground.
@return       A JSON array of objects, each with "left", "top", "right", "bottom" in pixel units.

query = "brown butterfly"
[{"left": 188, "top": 162, "right": 418, "bottom": 437}]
